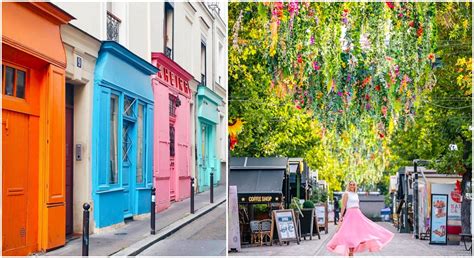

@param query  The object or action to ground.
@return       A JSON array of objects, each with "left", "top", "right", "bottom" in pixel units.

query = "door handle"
[{"left": 2, "top": 116, "right": 8, "bottom": 136}]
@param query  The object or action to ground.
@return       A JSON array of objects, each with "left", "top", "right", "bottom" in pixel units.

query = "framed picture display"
[{"left": 430, "top": 194, "right": 448, "bottom": 245}]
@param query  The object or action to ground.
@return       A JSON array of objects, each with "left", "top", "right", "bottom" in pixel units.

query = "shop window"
[
  {"left": 170, "top": 125, "right": 175, "bottom": 156},
  {"left": 2, "top": 65, "right": 26, "bottom": 99},
  {"left": 169, "top": 94, "right": 177, "bottom": 117},
  {"left": 124, "top": 96, "right": 136, "bottom": 118},
  {"left": 109, "top": 94, "right": 119, "bottom": 184},
  {"left": 122, "top": 122, "right": 132, "bottom": 163},
  {"left": 136, "top": 104, "right": 144, "bottom": 184},
  {"left": 201, "top": 125, "right": 207, "bottom": 165},
  {"left": 164, "top": 2, "right": 174, "bottom": 59}
]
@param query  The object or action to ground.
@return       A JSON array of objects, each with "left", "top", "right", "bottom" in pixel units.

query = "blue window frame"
[{"left": 96, "top": 88, "right": 151, "bottom": 191}]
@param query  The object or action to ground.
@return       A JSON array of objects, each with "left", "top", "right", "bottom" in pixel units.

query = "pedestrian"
[
  {"left": 326, "top": 180, "right": 394, "bottom": 256},
  {"left": 334, "top": 196, "right": 340, "bottom": 225}
]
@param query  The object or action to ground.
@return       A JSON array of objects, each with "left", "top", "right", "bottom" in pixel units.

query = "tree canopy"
[{"left": 229, "top": 2, "right": 472, "bottom": 192}]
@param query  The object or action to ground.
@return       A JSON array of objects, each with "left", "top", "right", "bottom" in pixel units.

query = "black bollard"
[
  {"left": 190, "top": 177, "right": 195, "bottom": 214},
  {"left": 210, "top": 172, "right": 214, "bottom": 204},
  {"left": 151, "top": 187, "right": 156, "bottom": 235},
  {"left": 82, "top": 203, "right": 90, "bottom": 256}
]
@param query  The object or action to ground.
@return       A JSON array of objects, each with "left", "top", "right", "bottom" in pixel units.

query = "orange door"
[{"left": 2, "top": 110, "right": 38, "bottom": 255}]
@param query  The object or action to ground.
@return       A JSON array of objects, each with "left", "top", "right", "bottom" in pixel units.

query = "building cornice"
[{"left": 100, "top": 41, "right": 158, "bottom": 75}]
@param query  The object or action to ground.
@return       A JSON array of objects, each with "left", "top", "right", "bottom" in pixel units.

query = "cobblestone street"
[{"left": 230, "top": 222, "right": 471, "bottom": 256}]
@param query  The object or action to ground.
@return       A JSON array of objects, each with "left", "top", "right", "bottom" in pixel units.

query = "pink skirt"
[{"left": 326, "top": 207, "right": 394, "bottom": 256}]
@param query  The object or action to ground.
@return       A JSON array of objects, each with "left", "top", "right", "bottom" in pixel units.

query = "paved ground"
[
  {"left": 138, "top": 203, "right": 226, "bottom": 256},
  {"left": 44, "top": 185, "right": 225, "bottom": 256},
  {"left": 230, "top": 222, "right": 471, "bottom": 256}
]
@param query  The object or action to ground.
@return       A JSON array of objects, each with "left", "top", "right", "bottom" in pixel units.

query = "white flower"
[{"left": 359, "top": 33, "right": 371, "bottom": 51}]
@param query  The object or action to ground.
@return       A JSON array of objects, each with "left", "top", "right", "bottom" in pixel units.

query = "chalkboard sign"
[
  {"left": 270, "top": 209, "right": 299, "bottom": 245},
  {"left": 430, "top": 194, "right": 448, "bottom": 245}
]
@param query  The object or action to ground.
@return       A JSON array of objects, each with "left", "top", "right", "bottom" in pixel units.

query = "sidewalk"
[
  {"left": 43, "top": 185, "right": 225, "bottom": 256},
  {"left": 231, "top": 222, "right": 471, "bottom": 256},
  {"left": 229, "top": 223, "right": 337, "bottom": 256}
]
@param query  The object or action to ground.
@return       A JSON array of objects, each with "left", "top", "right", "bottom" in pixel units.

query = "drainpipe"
[{"left": 207, "top": 3, "right": 217, "bottom": 92}]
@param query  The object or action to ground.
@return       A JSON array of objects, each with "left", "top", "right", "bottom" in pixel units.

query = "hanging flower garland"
[{"left": 230, "top": 1, "right": 437, "bottom": 184}]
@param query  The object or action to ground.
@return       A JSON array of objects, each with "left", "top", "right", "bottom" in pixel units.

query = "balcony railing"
[
  {"left": 107, "top": 11, "right": 121, "bottom": 41},
  {"left": 165, "top": 47, "right": 173, "bottom": 59}
]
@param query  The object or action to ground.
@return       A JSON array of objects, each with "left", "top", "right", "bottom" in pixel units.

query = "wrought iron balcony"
[
  {"left": 107, "top": 11, "right": 121, "bottom": 41},
  {"left": 165, "top": 47, "right": 173, "bottom": 59}
]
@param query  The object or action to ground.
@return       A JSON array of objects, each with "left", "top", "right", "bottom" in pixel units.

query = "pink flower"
[
  {"left": 288, "top": 1, "right": 299, "bottom": 15},
  {"left": 381, "top": 106, "right": 388, "bottom": 116},
  {"left": 312, "top": 61, "right": 321, "bottom": 71},
  {"left": 310, "top": 35, "right": 315, "bottom": 45},
  {"left": 386, "top": 2, "right": 395, "bottom": 9}
]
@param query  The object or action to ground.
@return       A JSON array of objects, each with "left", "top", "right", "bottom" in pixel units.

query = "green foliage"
[
  {"left": 389, "top": 2, "right": 472, "bottom": 175},
  {"left": 303, "top": 200, "right": 315, "bottom": 208},
  {"left": 289, "top": 197, "right": 302, "bottom": 211},
  {"left": 229, "top": 2, "right": 471, "bottom": 194},
  {"left": 310, "top": 187, "right": 328, "bottom": 204},
  {"left": 254, "top": 204, "right": 269, "bottom": 215}
]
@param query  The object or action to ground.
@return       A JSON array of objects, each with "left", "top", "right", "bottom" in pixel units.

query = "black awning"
[
  {"left": 230, "top": 157, "right": 288, "bottom": 170},
  {"left": 229, "top": 169, "right": 284, "bottom": 204}
]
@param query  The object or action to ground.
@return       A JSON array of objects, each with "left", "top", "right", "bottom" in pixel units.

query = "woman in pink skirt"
[{"left": 326, "top": 181, "right": 394, "bottom": 256}]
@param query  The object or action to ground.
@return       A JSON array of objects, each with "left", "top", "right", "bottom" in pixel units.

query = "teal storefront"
[{"left": 196, "top": 85, "right": 222, "bottom": 192}]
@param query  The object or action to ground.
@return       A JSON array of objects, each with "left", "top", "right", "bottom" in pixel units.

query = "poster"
[
  {"left": 431, "top": 183, "right": 462, "bottom": 229},
  {"left": 275, "top": 210, "right": 297, "bottom": 239},
  {"left": 430, "top": 194, "right": 448, "bottom": 245}
]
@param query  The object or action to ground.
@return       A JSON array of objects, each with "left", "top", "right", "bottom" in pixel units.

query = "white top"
[{"left": 345, "top": 191, "right": 359, "bottom": 208}]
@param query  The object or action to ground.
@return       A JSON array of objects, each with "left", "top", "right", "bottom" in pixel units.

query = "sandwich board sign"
[{"left": 270, "top": 209, "right": 300, "bottom": 245}]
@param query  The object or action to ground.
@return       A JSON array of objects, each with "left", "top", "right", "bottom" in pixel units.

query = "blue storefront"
[
  {"left": 92, "top": 41, "right": 157, "bottom": 228},
  {"left": 196, "top": 85, "right": 223, "bottom": 192}
]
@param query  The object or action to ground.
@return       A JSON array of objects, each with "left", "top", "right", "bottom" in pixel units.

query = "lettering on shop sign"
[
  {"left": 156, "top": 64, "right": 190, "bottom": 96},
  {"left": 248, "top": 196, "right": 273, "bottom": 202}
]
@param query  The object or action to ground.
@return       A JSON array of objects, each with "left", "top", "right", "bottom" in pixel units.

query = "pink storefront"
[{"left": 151, "top": 53, "right": 193, "bottom": 212}]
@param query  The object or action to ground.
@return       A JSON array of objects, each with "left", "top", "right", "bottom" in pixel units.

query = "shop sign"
[
  {"left": 238, "top": 193, "right": 282, "bottom": 203},
  {"left": 156, "top": 63, "right": 190, "bottom": 96}
]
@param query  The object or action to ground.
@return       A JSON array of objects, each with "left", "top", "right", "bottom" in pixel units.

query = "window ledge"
[{"left": 96, "top": 187, "right": 124, "bottom": 194}]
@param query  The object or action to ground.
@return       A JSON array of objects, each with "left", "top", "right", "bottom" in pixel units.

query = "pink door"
[{"left": 154, "top": 81, "right": 171, "bottom": 211}]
